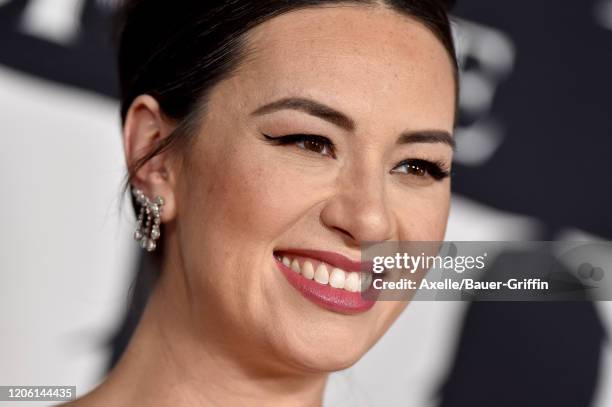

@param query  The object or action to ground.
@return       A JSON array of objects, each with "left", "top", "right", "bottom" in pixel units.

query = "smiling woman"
[{"left": 66, "top": 1, "right": 457, "bottom": 406}]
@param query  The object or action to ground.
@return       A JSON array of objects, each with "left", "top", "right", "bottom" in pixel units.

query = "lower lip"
[{"left": 275, "top": 257, "right": 377, "bottom": 314}]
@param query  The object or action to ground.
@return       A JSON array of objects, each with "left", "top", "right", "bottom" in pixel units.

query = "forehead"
[{"left": 225, "top": 5, "right": 456, "bottom": 131}]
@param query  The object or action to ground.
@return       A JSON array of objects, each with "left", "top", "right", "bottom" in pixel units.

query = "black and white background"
[{"left": 0, "top": 1, "right": 610, "bottom": 406}]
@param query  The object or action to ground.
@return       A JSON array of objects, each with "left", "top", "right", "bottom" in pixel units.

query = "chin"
[
  {"left": 287, "top": 340, "right": 368, "bottom": 373},
  {"left": 264, "top": 316, "right": 377, "bottom": 374}
]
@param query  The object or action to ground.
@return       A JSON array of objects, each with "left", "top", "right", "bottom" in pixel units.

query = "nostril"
[{"left": 332, "top": 226, "right": 355, "bottom": 242}]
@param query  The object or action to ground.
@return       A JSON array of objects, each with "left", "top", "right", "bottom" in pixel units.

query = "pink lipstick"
[{"left": 274, "top": 249, "right": 378, "bottom": 314}]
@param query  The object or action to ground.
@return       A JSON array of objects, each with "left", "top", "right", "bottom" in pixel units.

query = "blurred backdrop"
[{"left": 0, "top": 1, "right": 611, "bottom": 406}]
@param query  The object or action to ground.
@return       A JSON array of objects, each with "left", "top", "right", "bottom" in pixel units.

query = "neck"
[{"left": 82, "top": 256, "right": 328, "bottom": 407}]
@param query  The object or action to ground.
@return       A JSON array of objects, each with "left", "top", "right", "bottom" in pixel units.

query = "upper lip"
[{"left": 275, "top": 249, "right": 373, "bottom": 273}]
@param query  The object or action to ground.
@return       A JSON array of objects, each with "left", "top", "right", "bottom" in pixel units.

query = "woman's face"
[{"left": 172, "top": 5, "right": 455, "bottom": 372}]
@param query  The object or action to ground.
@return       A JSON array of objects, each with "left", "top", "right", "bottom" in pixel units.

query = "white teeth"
[
  {"left": 345, "top": 272, "right": 360, "bottom": 292},
  {"left": 329, "top": 267, "right": 346, "bottom": 289},
  {"left": 302, "top": 261, "right": 315, "bottom": 280},
  {"left": 314, "top": 264, "right": 329, "bottom": 285},
  {"left": 277, "top": 253, "right": 371, "bottom": 293}
]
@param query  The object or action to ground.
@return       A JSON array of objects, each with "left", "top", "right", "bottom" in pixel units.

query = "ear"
[{"left": 124, "top": 95, "right": 178, "bottom": 222}]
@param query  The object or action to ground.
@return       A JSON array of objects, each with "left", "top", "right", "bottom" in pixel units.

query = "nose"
[{"left": 320, "top": 163, "right": 396, "bottom": 245}]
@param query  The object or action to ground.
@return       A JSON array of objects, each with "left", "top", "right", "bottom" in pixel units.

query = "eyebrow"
[
  {"left": 251, "top": 97, "right": 355, "bottom": 131},
  {"left": 251, "top": 97, "right": 455, "bottom": 150},
  {"left": 397, "top": 130, "right": 456, "bottom": 150}
]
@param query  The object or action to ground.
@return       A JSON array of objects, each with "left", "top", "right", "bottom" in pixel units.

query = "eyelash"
[
  {"left": 262, "top": 133, "right": 450, "bottom": 181},
  {"left": 392, "top": 159, "right": 450, "bottom": 181},
  {"left": 263, "top": 133, "right": 337, "bottom": 158}
]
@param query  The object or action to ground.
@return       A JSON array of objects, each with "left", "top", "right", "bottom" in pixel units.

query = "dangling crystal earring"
[{"left": 132, "top": 187, "right": 165, "bottom": 252}]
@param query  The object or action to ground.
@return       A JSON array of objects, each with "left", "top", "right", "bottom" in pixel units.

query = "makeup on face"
[
  {"left": 274, "top": 249, "right": 378, "bottom": 314},
  {"left": 254, "top": 97, "right": 454, "bottom": 186}
]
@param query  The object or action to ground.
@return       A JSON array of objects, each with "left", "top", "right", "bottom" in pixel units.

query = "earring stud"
[{"left": 132, "top": 187, "right": 164, "bottom": 252}]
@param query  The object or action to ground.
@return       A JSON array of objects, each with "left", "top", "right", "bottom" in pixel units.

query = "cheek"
[
  {"left": 196, "top": 153, "right": 307, "bottom": 242},
  {"left": 174, "top": 139, "right": 313, "bottom": 335},
  {"left": 392, "top": 184, "right": 451, "bottom": 241},
  {"left": 182, "top": 140, "right": 278, "bottom": 239},
  {"left": 177, "top": 136, "right": 325, "bottom": 306}
]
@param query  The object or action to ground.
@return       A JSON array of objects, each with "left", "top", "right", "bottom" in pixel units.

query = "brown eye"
[
  {"left": 393, "top": 162, "right": 427, "bottom": 177},
  {"left": 406, "top": 163, "right": 426, "bottom": 177},
  {"left": 298, "top": 138, "right": 332, "bottom": 156},
  {"left": 391, "top": 159, "right": 450, "bottom": 181},
  {"left": 263, "top": 133, "right": 336, "bottom": 158}
]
